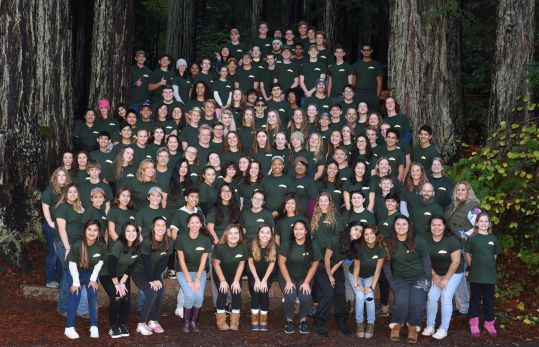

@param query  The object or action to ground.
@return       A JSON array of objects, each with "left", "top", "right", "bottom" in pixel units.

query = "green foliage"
[
  {"left": 426, "top": 0, "right": 476, "bottom": 22},
  {"left": 447, "top": 118, "right": 539, "bottom": 258},
  {"left": 495, "top": 283, "right": 524, "bottom": 305}
]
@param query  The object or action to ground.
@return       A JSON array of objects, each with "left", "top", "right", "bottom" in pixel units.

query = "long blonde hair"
[
  {"left": 405, "top": 162, "right": 428, "bottom": 192},
  {"left": 136, "top": 159, "right": 156, "bottom": 183},
  {"left": 251, "top": 224, "right": 276, "bottom": 263},
  {"left": 311, "top": 192, "right": 337, "bottom": 234},
  {"left": 307, "top": 132, "right": 325, "bottom": 162},
  {"left": 55, "top": 184, "right": 83, "bottom": 213},
  {"left": 50, "top": 167, "right": 72, "bottom": 195},
  {"left": 218, "top": 224, "right": 245, "bottom": 245}
]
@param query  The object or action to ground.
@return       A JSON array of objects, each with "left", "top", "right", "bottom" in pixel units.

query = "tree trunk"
[
  {"left": 0, "top": 0, "right": 74, "bottom": 270},
  {"left": 281, "top": 0, "right": 290, "bottom": 28},
  {"left": 166, "top": 0, "right": 196, "bottom": 62},
  {"left": 87, "top": 0, "right": 134, "bottom": 110},
  {"left": 250, "top": 0, "right": 264, "bottom": 40},
  {"left": 488, "top": 0, "right": 535, "bottom": 133},
  {"left": 323, "top": 0, "right": 339, "bottom": 49},
  {"left": 72, "top": 0, "right": 94, "bottom": 118},
  {"left": 301, "top": 0, "right": 310, "bottom": 22},
  {"left": 388, "top": 0, "right": 463, "bottom": 160}
]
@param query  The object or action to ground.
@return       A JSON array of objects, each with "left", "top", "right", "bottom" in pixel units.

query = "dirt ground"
[{"left": 1, "top": 243, "right": 538, "bottom": 346}]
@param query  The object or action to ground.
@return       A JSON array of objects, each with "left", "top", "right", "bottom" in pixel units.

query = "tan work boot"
[
  {"left": 251, "top": 311, "right": 260, "bottom": 331},
  {"left": 365, "top": 323, "right": 374, "bottom": 339},
  {"left": 390, "top": 323, "right": 401, "bottom": 341},
  {"left": 356, "top": 323, "right": 365, "bottom": 338},
  {"left": 407, "top": 325, "right": 418, "bottom": 344},
  {"left": 259, "top": 312, "right": 269, "bottom": 331},
  {"left": 216, "top": 312, "right": 229, "bottom": 331},
  {"left": 230, "top": 312, "right": 240, "bottom": 331}
]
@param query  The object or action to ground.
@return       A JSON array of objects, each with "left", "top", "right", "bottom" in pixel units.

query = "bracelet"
[{"left": 119, "top": 280, "right": 125, "bottom": 285}]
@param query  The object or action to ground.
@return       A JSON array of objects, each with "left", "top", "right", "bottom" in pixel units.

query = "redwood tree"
[
  {"left": 166, "top": 0, "right": 197, "bottom": 62},
  {"left": 87, "top": 0, "right": 134, "bottom": 109},
  {"left": 0, "top": 0, "right": 74, "bottom": 269},
  {"left": 322, "top": 0, "right": 340, "bottom": 49},
  {"left": 388, "top": 0, "right": 463, "bottom": 159},
  {"left": 488, "top": 0, "right": 535, "bottom": 133},
  {"left": 250, "top": 0, "right": 264, "bottom": 39}
]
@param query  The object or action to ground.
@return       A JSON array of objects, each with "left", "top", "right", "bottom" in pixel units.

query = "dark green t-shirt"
[
  {"left": 465, "top": 233, "right": 500, "bottom": 284},
  {"left": 212, "top": 243, "right": 248, "bottom": 277},
  {"left": 42, "top": 185, "right": 62, "bottom": 222},
  {"left": 352, "top": 59, "right": 383, "bottom": 92},
  {"left": 425, "top": 234, "right": 464, "bottom": 276},
  {"left": 128, "top": 64, "right": 152, "bottom": 104},
  {"left": 133, "top": 237, "right": 173, "bottom": 273},
  {"left": 101, "top": 240, "right": 141, "bottom": 277},
  {"left": 274, "top": 61, "right": 299, "bottom": 91},
  {"left": 389, "top": 236, "right": 429, "bottom": 281},
  {"left": 81, "top": 205, "right": 108, "bottom": 239},
  {"left": 175, "top": 231, "right": 212, "bottom": 272},
  {"left": 240, "top": 208, "right": 275, "bottom": 243},
  {"left": 345, "top": 209, "right": 376, "bottom": 226},
  {"left": 135, "top": 206, "right": 168, "bottom": 240},
  {"left": 278, "top": 239, "right": 322, "bottom": 280},
  {"left": 106, "top": 207, "right": 136, "bottom": 232},
  {"left": 411, "top": 145, "right": 440, "bottom": 176},
  {"left": 89, "top": 150, "right": 115, "bottom": 182},
  {"left": 275, "top": 215, "right": 309, "bottom": 244},
  {"left": 67, "top": 240, "right": 106, "bottom": 270},
  {"left": 236, "top": 66, "right": 258, "bottom": 93},
  {"left": 328, "top": 61, "right": 354, "bottom": 98},
  {"left": 260, "top": 174, "right": 295, "bottom": 212},
  {"left": 247, "top": 242, "right": 275, "bottom": 277},
  {"left": 207, "top": 206, "right": 236, "bottom": 240},
  {"left": 355, "top": 242, "right": 387, "bottom": 278},
  {"left": 55, "top": 203, "right": 83, "bottom": 243},
  {"left": 312, "top": 213, "right": 344, "bottom": 251},
  {"left": 300, "top": 60, "right": 327, "bottom": 91},
  {"left": 78, "top": 180, "right": 114, "bottom": 210}
]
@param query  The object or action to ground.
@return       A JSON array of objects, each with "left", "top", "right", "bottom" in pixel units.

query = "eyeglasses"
[{"left": 255, "top": 104, "right": 265, "bottom": 107}]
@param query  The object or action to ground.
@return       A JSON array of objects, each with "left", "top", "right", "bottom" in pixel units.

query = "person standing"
[
  {"left": 212, "top": 224, "right": 248, "bottom": 331},
  {"left": 465, "top": 213, "right": 500, "bottom": 338},
  {"left": 128, "top": 50, "right": 152, "bottom": 111},
  {"left": 175, "top": 214, "right": 212, "bottom": 333},
  {"left": 352, "top": 43, "right": 383, "bottom": 111},
  {"left": 63, "top": 220, "right": 106, "bottom": 339}
]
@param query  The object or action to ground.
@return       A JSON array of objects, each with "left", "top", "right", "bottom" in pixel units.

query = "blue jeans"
[
  {"left": 427, "top": 272, "right": 463, "bottom": 331},
  {"left": 54, "top": 242, "right": 88, "bottom": 315},
  {"left": 454, "top": 250, "right": 469, "bottom": 313},
  {"left": 43, "top": 222, "right": 62, "bottom": 283},
  {"left": 65, "top": 270, "right": 98, "bottom": 327},
  {"left": 177, "top": 272, "right": 206, "bottom": 309},
  {"left": 390, "top": 275, "right": 429, "bottom": 327},
  {"left": 348, "top": 273, "right": 376, "bottom": 324}
]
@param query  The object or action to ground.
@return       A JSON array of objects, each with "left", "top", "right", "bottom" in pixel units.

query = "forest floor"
[{"left": 0, "top": 242, "right": 538, "bottom": 346}]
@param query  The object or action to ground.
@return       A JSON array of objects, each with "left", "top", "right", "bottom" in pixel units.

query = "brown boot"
[
  {"left": 390, "top": 323, "right": 401, "bottom": 341},
  {"left": 365, "top": 323, "right": 374, "bottom": 339},
  {"left": 216, "top": 312, "right": 229, "bottom": 331},
  {"left": 407, "top": 325, "right": 418, "bottom": 344},
  {"left": 356, "top": 323, "right": 365, "bottom": 338},
  {"left": 230, "top": 312, "right": 240, "bottom": 331},
  {"left": 259, "top": 312, "right": 269, "bottom": 331},
  {"left": 251, "top": 311, "right": 260, "bottom": 331}
]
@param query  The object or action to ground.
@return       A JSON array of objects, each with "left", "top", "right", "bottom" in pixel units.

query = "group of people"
[{"left": 41, "top": 19, "right": 500, "bottom": 343}]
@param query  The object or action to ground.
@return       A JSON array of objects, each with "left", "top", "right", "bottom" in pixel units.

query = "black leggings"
[
  {"left": 314, "top": 266, "right": 347, "bottom": 324},
  {"left": 132, "top": 272, "right": 165, "bottom": 323},
  {"left": 379, "top": 270, "right": 390, "bottom": 306},
  {"left": 100, "top": 275, "right": 131, "bottom": 327},
  {"left": 247, "top": 271, "right": 273, "bottom": 311},
  {"left": 212, "top": 268, "right": 242, "bottom": 311}
]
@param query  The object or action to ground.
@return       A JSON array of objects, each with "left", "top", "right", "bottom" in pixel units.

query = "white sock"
[
  {"left": 232, "top": 309, "right": 240, "bottom": 314},
  {"left": 251, "top": 309, "right": 260, "bottom": 315},
  {"left": 216, "top": 309, "right": 226, "bottom": 314}
]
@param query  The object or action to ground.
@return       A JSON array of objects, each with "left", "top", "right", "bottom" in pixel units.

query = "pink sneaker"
[
  {"left": 469, "top": 317, "right": 480, "bottom": 337},
  {"left": 484, "top": 320, "right": 498, "bottom": 337},
  {"left": 148, "top": 320, "right": 165, "bottom": 334}
]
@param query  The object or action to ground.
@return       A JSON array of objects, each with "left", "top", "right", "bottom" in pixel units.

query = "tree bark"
[
  {"left": 488, "top": 0, "right": 535, "bottom": 133},
  {"left": 87, "top": 0, "right": 134, "bottom": 110},
  {"left": 167, "top": 0, "right": 196, "bottom": 62},
  {"left": 250, "top": 0, "right": 264, "bottom": 39},
  {"left": 323, "top": 0, "right": 340, "bottom": 49},
  {"left": 301, "top": 0, "right": 310, "bottom": 22},
  {"left": 0, "top": 0, "right": 74, "bottom": 270},
  {"left": 72, "top": 0, "right": 94, "bottom": 117},
  {"left": 281, "top": 0, "right": 291, "bottom": 28},
  {"left": 388, "top": 0, "right": 463, "bottom": 160}
]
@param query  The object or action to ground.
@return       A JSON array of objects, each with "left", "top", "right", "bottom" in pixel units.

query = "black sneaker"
[
  {"left": 285, "top": 321, "right": 294, "bottom": 334},
  {"left": 119, "top": 324, "right": 130, "bottom": 337},
  {"left": 299, "top": 321, "right": 310, "bottom": 334},
  {"left": 314, "top": 325, "right": 329, "bottom": 337},
  {"left": 109, "top": 326, "right": 122, "bottom": 339}
]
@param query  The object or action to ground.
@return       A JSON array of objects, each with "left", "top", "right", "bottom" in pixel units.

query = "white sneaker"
[
  {"left": 422, "top": 326, "right": 435, "bottom": 336},
  {"left": 64, "top": 327, "right": 79, "bottom": 339},
  {"left": 137, "top": 322, "right": 153, "bottom": 336},
  {"left": 90, "top": 326, "right": 99, "bottom": 338},
  {"left": 175, "top": 307, "right": 184, "bottom": 318},
  {"left": 432, "top": 328, "right": 448, "bottom": 339}
]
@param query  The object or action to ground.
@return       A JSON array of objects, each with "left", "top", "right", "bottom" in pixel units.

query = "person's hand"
[
  {"left": 231, "top": 281, "right": 241, "bottom": 294},
  {"left": 299, "top": 282, "right": 311, "bottom": 295},
  {"left": 219, "top": 280, "right": 229, "bottom": 293},
  {"left": 215, "top": 52, "right": 221, "bottom": 60},
  {"left": 271, "top": 211, "right": 279, "bottom": 218},
  {"left": 284, "top": 281, "right": 296, "bottom": 294},
  {"left": 355, "top": 284, "right": 365, "bottom": 292},
  {"left": 254, "top": 279, "right": 262, "bottom": 292},
  {"left": 88, "top": 280, "right": 99, "bottom": 292},
  {"left": 259, "top": 280, "right": 268, "bottom": 293},
  {"left": 213, "top": 237, "right": 219, "bottom": 245},
  {"left": 70, "top": 284, "right": 80, "bottom": 294},
  {"left": 48, "top": 221, "right": 55, "bottom": 229},
  {"left": 304, "top": 90, "right": 313, "bottom": 97},
  {"left": 160, "top": 76, "right": 166, "bottom": 86},
  {"left": 192, "top": 278, "right": 201, "bottom": 293},
  {"left": 364, "top": 286, "right": 373, "bottom": 295},
  {"left": 438, "top": 277, "right": 449, "bottom": 289},
  {"left": 135, "top": 78, "right": 142, "bottom": 87},
  {"left": 328, "top": 275, "right": 335, "bottom": 288},
  {"left": 64, "top": 249, "right": 70, "bottom": 261}
]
